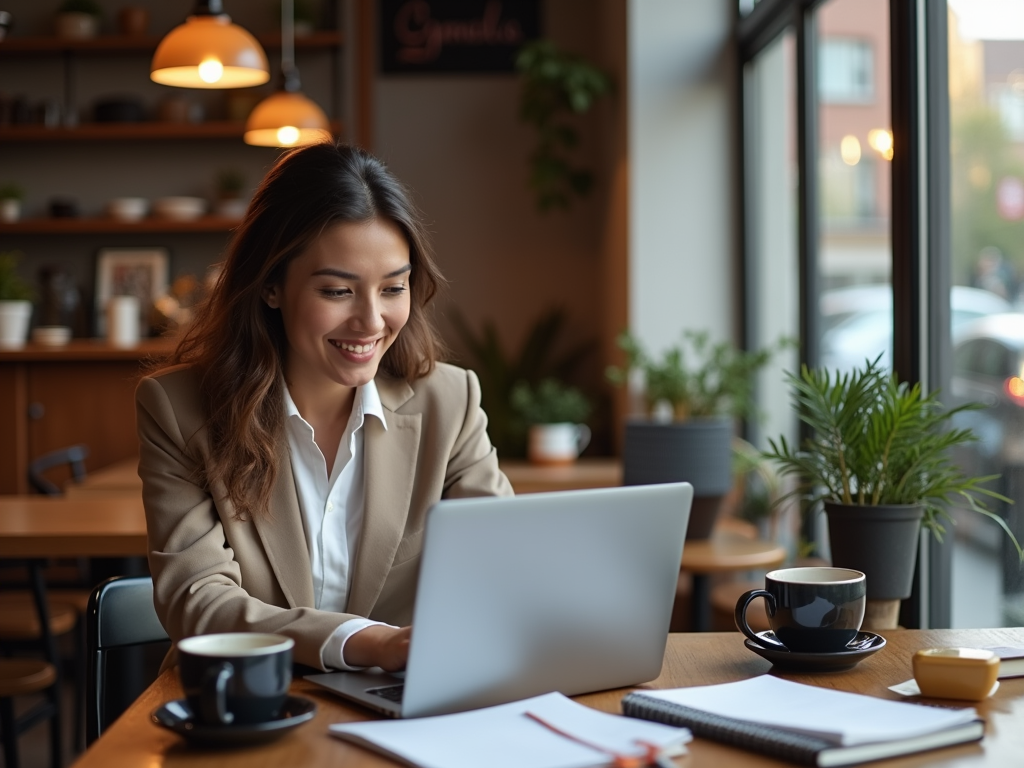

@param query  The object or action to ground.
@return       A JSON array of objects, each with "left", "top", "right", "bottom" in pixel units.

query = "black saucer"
[
  {"left": 151, "top": 695, "right": 317, "bottom": 746},
  {"left": 743, "top": 630, "right": 886, "bottom": 671}
]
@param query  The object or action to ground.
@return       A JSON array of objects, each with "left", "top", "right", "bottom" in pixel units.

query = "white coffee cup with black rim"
[{"left": 177, "top": 633, "right": 294, "bottom": 726}]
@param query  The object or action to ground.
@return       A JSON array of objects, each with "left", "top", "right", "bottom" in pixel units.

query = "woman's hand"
[{"left": 343, "top": 625, "right": 411, "bottom": 671}]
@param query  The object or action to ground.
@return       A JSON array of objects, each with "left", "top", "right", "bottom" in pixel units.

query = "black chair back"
[
  {"left": 85, "top": 576, "right": 170, "bottom": 745},
  {"left": 28, "top": 444, "right": 89, "bottom": 496}
]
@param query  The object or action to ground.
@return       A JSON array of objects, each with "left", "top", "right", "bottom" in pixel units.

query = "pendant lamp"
[
  {"left": 151, "top": 0, "right": 269, "bottom": 89},
  {"left": 244, "top": 0, "right": 330, "bottom": 147}
]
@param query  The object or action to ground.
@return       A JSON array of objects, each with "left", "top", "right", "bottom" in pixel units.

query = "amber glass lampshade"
[
  {"left": 244, "top": 90, "right": 330, "bottom": 147},
  {"left": 151, "top": 6, "right": 269, "bottom": 89}
]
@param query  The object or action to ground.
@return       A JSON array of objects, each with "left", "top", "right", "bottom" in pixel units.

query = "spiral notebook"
[{"left": 622, "top": 676, "right": 984, "bottom": 767}]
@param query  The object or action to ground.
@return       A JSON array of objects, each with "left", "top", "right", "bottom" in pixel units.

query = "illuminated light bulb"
[
  {"left": 276, "top": 125, "right": 301, "bottom": 145},
  {"left": 883, "top": 147, "right": 894, "bottom": 161},
  {"left": 198, "top": 58, "right": 224, "bottom": 84},
  {"left": 868, "top": 128, "right": 893, "bottom": 154},
  {"left": 1008, "top": 376, "right": 1024, "bottom": 399},
  {"left": 840, "top": 135, "right": 861, "bottom": 166}
]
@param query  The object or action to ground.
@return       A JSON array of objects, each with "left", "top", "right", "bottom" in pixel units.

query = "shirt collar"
[{"left": 283, "top": 379, "right": 388, "bottom": 431}]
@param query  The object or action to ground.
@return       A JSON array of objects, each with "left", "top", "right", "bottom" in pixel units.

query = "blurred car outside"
[{"left": 819, "top": 284, "right": 1011, "bottom": 374}]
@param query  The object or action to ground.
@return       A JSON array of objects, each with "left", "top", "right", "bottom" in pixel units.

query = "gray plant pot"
[
  {"left": 824, "top": 502, "right": 925, "bottom": 600},
  {"left": 623, "top": 417, "right": 733, "bottom": 539}
]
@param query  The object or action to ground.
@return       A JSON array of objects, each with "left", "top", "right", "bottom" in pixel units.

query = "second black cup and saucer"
[
  {"left": 152, "top": 695, "right": 317, "bottom": 746},
  {"left": 151, "top": 632, "right": 317, "bottom": 746},
  {"left": 743, "top": 629, "right": 886, "bottom": 671},
  {"left": 735, "top": 566, "right": 885, "bottom": 671}
]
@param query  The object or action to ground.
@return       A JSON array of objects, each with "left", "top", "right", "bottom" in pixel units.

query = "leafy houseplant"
[
  {"left": 0, "top": 252, "right": 35, "bottom": 349},
  {"left": 451, "top": 307, "right": 595, "bottom": 458},
  {"left": 764, "top": 356, "right": 1022, "bottom": 629},
  {"left": 515, "top": 40, "right": 612, "bottom": 212},
  {"left": 55, "top": 0, "right": 102, "bottom": 39},
  {"left": 512, "top": 379, "right": 592, "bottom": 465},
  {"left": 607, "top": 331, "right": 782, "bottom": 539}
]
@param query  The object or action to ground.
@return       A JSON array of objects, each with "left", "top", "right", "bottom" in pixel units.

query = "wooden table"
[
  {"left": 65, "top": 458, "right": 141, "bottom": 499},
  {"left": 66, "top": 457, "right": 625, "bottom": 498},
  {"left": 72, "top": 628, "right": 1024, "bottom": 767},
  {"left": 0, "top": 496, "right": 148, "bottom": 557},
  {"left": 682, "top": 528, "right": 787, "bottom": 632}
]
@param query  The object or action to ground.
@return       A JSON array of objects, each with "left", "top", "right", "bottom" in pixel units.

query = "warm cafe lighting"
[
  {"left": 151, "top": 1, "right": 269, "bottom": 89},
  {"left": 1006, "top": 376, "right": 1024, "bottom": 406},
  {"left": 244, "top": 0, "right": 330, "bottom": 147},
  {"left": 840, "top": 135, "right": 861, "bottom": 166},
  {"left": 868, "top": 128, "right": 894, "bottom": 161}
]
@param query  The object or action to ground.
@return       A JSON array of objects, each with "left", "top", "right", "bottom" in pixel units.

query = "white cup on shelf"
[{"left": 106, "top": 295, "right": 140, "bottom": 348}]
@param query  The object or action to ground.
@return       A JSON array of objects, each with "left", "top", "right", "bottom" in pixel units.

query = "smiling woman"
[{"left": 136, "top": 141, "right": 512, "bottom": 674}]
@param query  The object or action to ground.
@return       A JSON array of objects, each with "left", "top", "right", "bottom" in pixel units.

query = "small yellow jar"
[{"left": 912, "top": 647, "right": 999, "bottom": 700}]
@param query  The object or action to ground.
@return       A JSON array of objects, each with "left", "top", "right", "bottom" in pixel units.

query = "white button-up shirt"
[{"left": 283, "top": 381, "right": 394, "bottom": 669}]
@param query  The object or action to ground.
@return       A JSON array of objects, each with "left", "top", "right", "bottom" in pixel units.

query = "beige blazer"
[{"left": 136, "top": 362, "right": 513, "bottom": 670}]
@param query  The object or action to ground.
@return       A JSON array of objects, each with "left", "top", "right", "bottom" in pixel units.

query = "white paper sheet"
[{"left": 329, "top": 691, "right": 691, "bottom": 768}]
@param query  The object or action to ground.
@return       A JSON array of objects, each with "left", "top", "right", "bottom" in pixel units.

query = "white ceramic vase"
[
  {"left": 0, "top": 198, "right": 20, "bottom": 223},
  {"left": 527, "top": 423, "right": 591, "bottom": 466},
  {"left": 0, "top": 300, "right": 33, "bottom": 349}
]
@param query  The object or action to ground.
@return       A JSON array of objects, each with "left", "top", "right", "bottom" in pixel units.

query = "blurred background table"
[{"left": 0, "top": 496, "right": 148, "bottom": 558}]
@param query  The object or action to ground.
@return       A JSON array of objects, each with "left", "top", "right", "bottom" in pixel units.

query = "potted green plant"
[
  {"left": 55, "top": 0, "right": 102, "bottom": 39},
  {"left": 515, "top": 40, "right": 612, "bottom": 212},
  {"left": 607, "top": 330, "right": 780, "bottom": 539},
  {"left": 215, "top": 169, "right": 247, "bottom": 220},
  {"left": 512, "top": 378, "right": 592, "bottom": 465},
  {"left": 0, "top": 183, "right": 23, "bottom": 223},
  {"left": 0, "top": 252, "right": 35, "bottom": 349},
  {"left": 763, "top": 356, "right": 1022, "bottom": 629}
]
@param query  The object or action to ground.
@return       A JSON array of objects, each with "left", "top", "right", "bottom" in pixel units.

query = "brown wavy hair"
[{"left": 155, "top": 141, "right": 446, "bottom": 520}]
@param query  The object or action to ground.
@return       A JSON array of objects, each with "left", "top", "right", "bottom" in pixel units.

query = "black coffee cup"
[
  {"left": 177, "top": 633, "right": 294, "bottom": 726},
  {"left": 734, "top": 567, "right": 866, "bottom": 653}
]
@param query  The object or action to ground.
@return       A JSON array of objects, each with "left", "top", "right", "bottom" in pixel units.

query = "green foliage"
[
  {"left": 511, "top": 379, "right": 591, "bottom": 426},
  {"left": 216, "top": 169, "right": 246, "bottom": 197},
  {"left": 763, "top": 356, "right": 1022, "bottom": 559},
  {"left": 58, "top": 0, "right": 102, "bottom": 16},
  {"left": 606, "top": 330, "right": 785, "bottom": 421},
  {"left": 0, "top": 252, "right": 35, "bottom": 302},
  {"left": 950, "top": 108, "right": 1024, "bottom": 286},
  {"left": 515, "top": 40, "right": 612, "bottom": 212},
  {"left": 450, "top": 307, "right": 595, "bottom": 456},
  {"left": 0, "top": 183, "right": 23, "bottom": 201}
]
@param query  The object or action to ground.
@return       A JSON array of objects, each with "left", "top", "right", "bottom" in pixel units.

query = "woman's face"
[{"left": 264, "top": 218, "right": 412, "bottom": 393}]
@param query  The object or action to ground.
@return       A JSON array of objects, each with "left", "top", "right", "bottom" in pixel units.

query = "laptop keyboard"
[{"left": 366, "top": 684, "right": 405, "bottom": 703}]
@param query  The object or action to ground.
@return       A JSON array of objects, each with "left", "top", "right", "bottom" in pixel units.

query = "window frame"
[{"left": 736, "top": 0, "right": 952, "bottom": 628}]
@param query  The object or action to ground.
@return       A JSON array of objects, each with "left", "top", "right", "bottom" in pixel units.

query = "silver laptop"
[{"left": 306, "top": 482, "right": 692, "bottom": 718}]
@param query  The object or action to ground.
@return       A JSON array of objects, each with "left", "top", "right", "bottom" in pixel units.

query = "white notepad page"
[
  {"left": 640, "top": 675, "right": 978, "bottom": 746},
  {"left": 330, "top": 691, "right": 691, "bottom": 768}
]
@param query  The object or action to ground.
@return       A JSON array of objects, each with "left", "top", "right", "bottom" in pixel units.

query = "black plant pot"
[
  {"left": 824, "top": 502, "right": 924, "bottom": 600},
  {"left": 623, "top": 417, "right": 733, "bottom": 539}
]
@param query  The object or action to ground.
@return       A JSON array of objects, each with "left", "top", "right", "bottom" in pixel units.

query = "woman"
[{"left": 137, "top": 142, "right": 512, "bottom": 673}]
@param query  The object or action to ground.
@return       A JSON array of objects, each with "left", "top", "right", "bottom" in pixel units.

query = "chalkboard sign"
[{"left": 380, "top": 0, "right": 542, "bottom": 74}]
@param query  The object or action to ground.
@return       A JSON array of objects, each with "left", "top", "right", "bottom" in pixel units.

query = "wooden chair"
[
  {"left": 0, "top": 562, "right": 64, "bottom": 768},
  {"left": 86, "top": 576, "right": 170, "bottom": 745}
]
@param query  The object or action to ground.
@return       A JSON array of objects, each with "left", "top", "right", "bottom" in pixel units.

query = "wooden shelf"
[
  {"left": 0, "top": 120, "right": 342, "bottom": 142},
  {"left": 0, "top": 338, "right": 177, "bottom": 362},
  {"left": 0, "top": 216, "right": 240, "bottom": 234},
  {"left": 0, "top": 30, "right": 341, "bottom": 55}
]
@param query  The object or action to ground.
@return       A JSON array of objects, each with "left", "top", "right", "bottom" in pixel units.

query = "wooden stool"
[
  {"left": 711, "top": 580, "right": 772, "bottom": 633},
  {"left": 0, "top": 594, "right": 78, "bottom": 639},
  {"left": 0, "top": 659, "right": 60, "bottom": 768}
]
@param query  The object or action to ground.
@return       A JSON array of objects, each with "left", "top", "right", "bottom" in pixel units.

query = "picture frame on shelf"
[{"left": 94, "top": 247, "right": 169, "bottom": 337}]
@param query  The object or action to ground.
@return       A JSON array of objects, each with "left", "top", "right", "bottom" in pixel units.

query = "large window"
[
  {"left": 946, "top": 1, "right": 1024, "bottom": 628},
  {"left": 738, "top": 0, "right": 997, "bottom": 628}
]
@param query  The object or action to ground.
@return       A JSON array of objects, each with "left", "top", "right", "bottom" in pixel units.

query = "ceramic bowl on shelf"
[
  {"left": 108, "top": 197, "right": 149, "bottom": 222},
  {"left": 32, "top": 326, "right": 72, "bottom": 346},
  {"left": 153, "top": 196, "right": 206, "bottom": 221}
]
